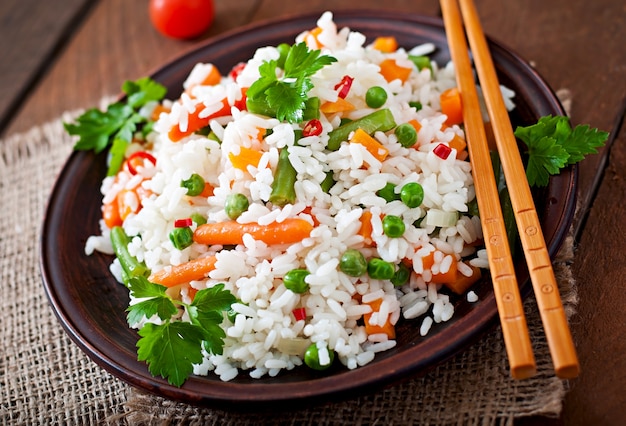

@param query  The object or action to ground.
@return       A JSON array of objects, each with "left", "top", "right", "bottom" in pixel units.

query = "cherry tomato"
[{"left": 149, "top": 0, "right": 215, "bottom": 40}]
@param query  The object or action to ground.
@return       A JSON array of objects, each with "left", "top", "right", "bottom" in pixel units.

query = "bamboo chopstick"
[
  {"left": 441, "top": 0, "right": 580, "bottom": 379},
  {"left": 439, "top": 0, "right": 536, "bottom": 379}
]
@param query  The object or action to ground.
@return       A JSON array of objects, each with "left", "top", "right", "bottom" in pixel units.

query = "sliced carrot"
[
  {"left": 421, "top": 250, "right": 436, "bottom": 270},
  {"left": 440, "top": 87, "right": 463, "bottom": 126},
  {"left": 430, "top": 256, "right": 459, "bottom": 284},
  {"left": 379, "top": 59, "right": 412, "bottom": 83},
  {"left": 194, "top": 218, "right": 314, "bottom": 246},
  {"left": 200, "top": 64, "right": 222, "bottom": 86},
  {"left": 358, "top": 210, "right": 374, "bottom": 246},
  {"left": 363, "top": 298, "right": 396, "bottom": 339},
  {"left": 320, "top": 97, "right": 355, "bottom": 114},
  {"left": 199, "top": 182, "right": 214, "bottom": 198},
  {"left": 228, "top": 145, "right": 263, "bottom": 171},
  {"left": 102, "top": 196, "right": 122, "bottom": 228},
  {"left": 168, "top": 98, "right": 230, "bottom": 142},
  {"left": 150, "top": 104, "right": 170, "bottom": 122},
  {"left": 149, "top": 255, "right": 217, "bottom": 287},
  {"left": 408, "top": 119, "right": 422, "bottom": 133},
  {"left": 443, "top": 263, "right": 482, "bottom": 294},
  {"left": 449, "top": 134, "right": 467, "bottom": 159},
  {"left": 372, "top": 36, "right": 398, "bottom": 53},
  {"left": 117, "top": 189, "right": 140, "bottom": 221},
  {"left": 350, "top": 128, "right": 389, "bottom": 162},
  {"left": 304, "top": 26, "right": 324, "bottom": 49}
]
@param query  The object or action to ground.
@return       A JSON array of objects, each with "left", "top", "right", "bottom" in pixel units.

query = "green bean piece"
[
  {"left": 391, "top": 262, "right": 411, "bottom": 287},
  {"left": 394, "top": 123, "right": 418, "bottom": 148},
  {"left": 367, "top": 258, "right": 395, "bottom": 280},
  {"left": 365, "top": 86, "right": 388, "bottom": 108},
  {"left": 110, "top": 226, "right": 149, "bottom": 283},
  {"left": 339, "top": 249, "right": 367, "bottom": 277},
  {"left": 327, "top": 108, "right": 396, "bottom": 151},
  {"left": 377, "top": 182, "right": 399, "bottom": 202},
  {"left": 169, "top": 227, "right": 194, "bottom": 250},
  {"left": 190, "top": 212, "right": 207, "bottom": 225},
  {"left": 304, "top": 343, "right": 335, "bottom": 371},
  {"left": 400, "top": 182, "right": 424, "bottom": 208},
  {"left": 181, "top": 173, "right": 205, "bottom": 196},
  {"left": 320, "top": 170, "right": 335, "bottom": 193},
  {"left": 283, "top": 269, "right": 310, "bottom": 294},
  {"left": 269, "top": 147, "right": 297, "bottom": 207},
  {"left": 409, "top": 101, "right": 423, "bottom": 111},
  {"left": 224, "top": 193, "right": 250, "bottom": 220},
  {"left": 382, "top": 215, "right": 405, "bottom": 237}
]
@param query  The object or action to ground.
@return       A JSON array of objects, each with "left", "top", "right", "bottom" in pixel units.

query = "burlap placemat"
[{"left": 0, "top": 111, "right": 577, "bottom": 425}]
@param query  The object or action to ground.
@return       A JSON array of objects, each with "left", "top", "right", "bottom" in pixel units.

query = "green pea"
[
  {"left": 400, "top": 182, "right": 424, "bottom": 208},
  {"left": 365, "top": 86, "right": 388, "bottom": 108},
  {"left": 391, "top": 262, "right": 411, "bottom": 287},
  {"left": 376, "top": 182, "right": 399, "bottom": 202},
  {"left": 181, "top": 173, "right": 206, "bottom": 196},
  {"left": 225, "top": 193, "right": 249, "bottom": 220},
  {"left": 394, "top": 123, "right": 418, "bottom": 148},
  {"left": 382, "top": 215, "right": 405, "bottom": 238},
  {"left": 190, "top": 212, "right": 207, "bottom": 226},
  {"left": 367, "top": 258, "right": 395, "bottom": 280},
  {"left": 339, "top": 249, "right": 367, "bottom": 277},
  {"left": 169, "top": 227, "right": 193, "bottom": 250},
  {"left": 304, "top": 343, "right": 335, "bottom": 371},
  {"left": 283, "top": 269, "right": 310, "bottom": 294}
]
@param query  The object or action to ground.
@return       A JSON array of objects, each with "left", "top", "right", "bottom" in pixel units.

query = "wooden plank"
[
  {"left": 2, "top": 0, "right": 261, "bottom": 137},
  {"left": 0, "top": 0, "right": 93, "bottom": 134}
]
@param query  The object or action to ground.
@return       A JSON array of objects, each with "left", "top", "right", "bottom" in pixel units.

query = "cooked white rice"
[{"left": 88, "top": 11, "right": 499, "bottom": 382}]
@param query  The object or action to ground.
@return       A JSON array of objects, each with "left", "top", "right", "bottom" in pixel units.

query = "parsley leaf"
[
  {"left": 515, "top": 115, "right": 608, "bottom": 187},
  {"left": 126, "top": 278, "right": 236, "bottom": 387},
  {"left": 64, "top": 77, "right": 166, "bottom": 176},
  {"left": 246, "top": 42, "right": 336, "bottom": 123}
]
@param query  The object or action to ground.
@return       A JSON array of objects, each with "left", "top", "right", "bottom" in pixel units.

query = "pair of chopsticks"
[{"left": 439, "top": 0, "right": 579, "bottom": 379}]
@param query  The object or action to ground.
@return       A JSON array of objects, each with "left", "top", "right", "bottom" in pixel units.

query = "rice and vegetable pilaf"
[{"left": 82, "top": 11, "right": 499, "bottom": 386}]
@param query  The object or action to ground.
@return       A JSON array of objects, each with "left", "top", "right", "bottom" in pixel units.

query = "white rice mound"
[{"left": 89, "top": 11, "right": 495, "bottom": 382}]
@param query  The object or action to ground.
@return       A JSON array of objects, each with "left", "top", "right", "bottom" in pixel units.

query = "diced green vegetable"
[
  {"left": 424, "top": 209, "right": 458, "bottom": 227},
  {"left": 283, "top": 269, "right": 310, "bottom": 294},
  {"left": 224, "top": 193, "right": 250, "bottom": 220},
  {"left": 365, "top": 86, "right": 388, "bottom": 108},
  {"left": 367, "top": 258, "right": 395, "bottom": 280},
  {"left": 327, "top": 108, "right": 396, "bottom": 151},
  {"left": 394, "top": 123, "right": 418, "bottom": 148},
  {"left": 376, "top": 182, "right": 399, "bottom": 202},
  {"left": 169, "top": 227, "right": 194, "bottom": 250},
  {"left": 339, "top": 249, "right": 367, "bottom": 277},
  {"left": 269, "top": 147, "right": 297, "bottom": 206},
  {"left": 304, "top": 343, "right": 335, "bottom": 371},
  {"left": 181, "top": 173, "right": 206, "bottom": 196},
  {"left": 391, "top": 262, "right": 411, "bottom": 287},
  {"left": 400, "top": 182, "right": 424, "bottom": 208},
  {"left": 110, "top": 226, "right": 149, "bottom": 283},
  {"left": 382, "top": 215, "right": 405, "bottom": 238}
]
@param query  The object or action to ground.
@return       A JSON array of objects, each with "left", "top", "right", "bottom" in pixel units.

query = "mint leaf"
[{"left": 136, "top": 321, "right": 205, "bottom": 387}]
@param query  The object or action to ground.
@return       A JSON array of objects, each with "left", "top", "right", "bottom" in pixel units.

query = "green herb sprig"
[
  {"left": 515, "top": 115, "right": 608, "bottom": 187},
  {"left": 246, "top": 42, "right": 336, "bottom": 123},
  {"left": 64, "top": 77, "right": 166, "bottom": 176},
  {"left": 127, "top": 277, "right": 236, "bottom": 387}
]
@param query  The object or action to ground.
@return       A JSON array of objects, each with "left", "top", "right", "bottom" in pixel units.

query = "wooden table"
[{"left": 2, "top": 0, "right": 624, "bottom": 424}]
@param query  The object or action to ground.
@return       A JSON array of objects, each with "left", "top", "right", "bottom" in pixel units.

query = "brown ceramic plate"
[{"left": 40, "top": 10, "right": 576, "bottom": 409}]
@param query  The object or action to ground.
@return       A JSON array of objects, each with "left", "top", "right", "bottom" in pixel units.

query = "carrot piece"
[
  {"left": 372, "top": 36, "right": 398, "bottom": 53},
  {"left": 363, "top": 298, "right": 396, "bottom": 339},
  {"left": 444, "top": 263, "right": 482, "bottom": 294},
  {"left": 305, "top": 26, "right": 324, "bottom": 49},
  {"left": 320, "top": 98, "right": 355, "bottom": 114},
  {"left": 102, "top": 196, "right": 123, "bottom": 228},
  {"left": 168, "top": 98, "right": 230, "bottom": 142},
  {"left": 440, "top": 87, "right": 463, "bottom": 126},
  {"left": 408, "top": 119, "right": 422, "bottom": 133},
  {"left": 228, "top": 145, "right": 263, "bottom": 171},
  {"left": 421, "top": 250, "right": 436, "bottom": 270},
  {"left": 358, "top": 210, "right": 374, "bottom": 245},
  {"left": 199, "top": 182, "right": 214, "bottom": 198},
  {"left": 117, "top": 189, "right": 140, "bottom": 221},
  {"left": 430, "top": 256, "right": 459, "bottom": 284},
  {"left": 449, "top": 134, "right": 467, "bottom": 159},
  {"left": 149, "top": 255, "right": 217, "bottom": 287},
  {"left": 193, "top": 218, "right": 314, "bottom": 246},
  {"left": 200, "top": 64, "right": 222, "bottom": 86},
  {"left": 150, "top": 104, "right": 170, "bottom": 122},
  {"left": 350, "top": 128, "right": 389, "bottom": 162},
  {"left": 379, "top": 59, "right": 412, "bottom": 83}
]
